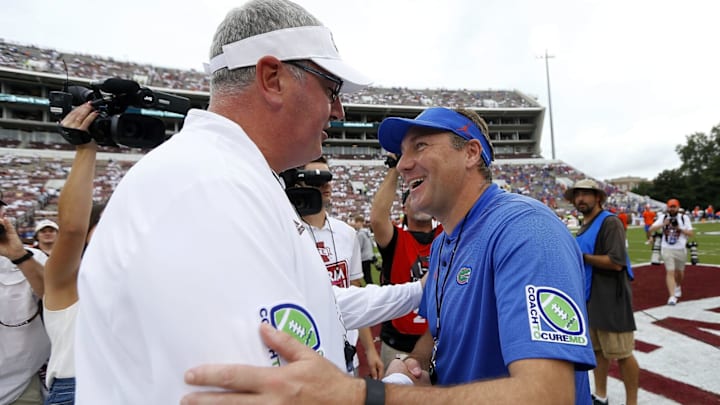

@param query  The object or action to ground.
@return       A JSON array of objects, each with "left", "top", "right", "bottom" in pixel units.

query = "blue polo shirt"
[{"left": 419, "top": 184, "right": 595, "bottom": 404}]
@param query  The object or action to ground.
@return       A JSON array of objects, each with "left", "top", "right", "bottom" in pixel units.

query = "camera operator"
[
  {"left": 297, "top": 157, "right": 384, "bottom": 379},
  {"left": 648, "top": 199, "right": 694, "bottom": 305}
]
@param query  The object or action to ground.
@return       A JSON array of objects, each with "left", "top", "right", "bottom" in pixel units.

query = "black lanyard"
[{"left": 434, "top": 211, "right": 470, "bottom": 335}]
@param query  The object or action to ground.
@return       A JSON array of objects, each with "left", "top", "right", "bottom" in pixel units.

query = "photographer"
[
  {"left": 297, "top": 157, "right": 383, "bottom": 379},
  {"left": 0, "top": 196, "right": 49, "bottom": 405},
  {"left": 648, "top": 199, "right": 694, "bottom": 305}
]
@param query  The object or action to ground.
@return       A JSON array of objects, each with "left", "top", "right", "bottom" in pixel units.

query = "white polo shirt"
[
  {"left": 75, "top": 110, "right": 347, "bottom": 404},
  {"left": 303, "top": 215, "right": 363, "bottom": 368},
  {"left": 0, "top": 248, "right": 49, "bottom": 404}
]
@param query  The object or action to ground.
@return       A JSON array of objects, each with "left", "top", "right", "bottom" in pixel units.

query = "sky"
[{"left": 2, "top": 0, "right": 719, "bottom": 181}]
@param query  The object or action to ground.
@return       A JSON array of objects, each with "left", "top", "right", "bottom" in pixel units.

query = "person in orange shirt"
[
  {"left": 617, "top": 208, "right": 629, "bottom": 229},
  {"left": 642, "top": 205, "right": 656, "bottom": 244},
  {"left": 617, "top": 208, "right": 629, "bottom": 249}
]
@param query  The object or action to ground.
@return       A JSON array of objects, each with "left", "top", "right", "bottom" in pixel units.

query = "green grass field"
[{"left": 626, "top": 221, "right": 720, "bottom": 265}]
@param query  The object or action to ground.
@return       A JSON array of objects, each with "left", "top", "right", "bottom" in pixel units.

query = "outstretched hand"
[
  {"left": 0, "top": 217, "right": 27, "bottom": 260},
  {"left": 182, "top": 323, "right": 365, "bottom": 405}
]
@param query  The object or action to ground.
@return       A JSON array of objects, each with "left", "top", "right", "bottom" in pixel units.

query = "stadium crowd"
[
  {"left": 1, "top": 3, "right": 717, "bottom": 403},
  {"left": 1, "top": 39, "right": 536, "bottom": 108},
  {"left": 3, "top": 148, "right": 686, "bottom": 243}
]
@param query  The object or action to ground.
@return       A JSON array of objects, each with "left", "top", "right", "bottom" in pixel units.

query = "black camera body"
[
  {"left": 669, "top": 217, "right": 679, "bottom": 227},
  {"left": 48, "top": 78, "right": 191, "bottom": 148},
  {"left": 687, "top": 241, "right": 699, "bottom": 265},
  {"left": 279, "top": 168, "right": 333, "bottom": 216}
]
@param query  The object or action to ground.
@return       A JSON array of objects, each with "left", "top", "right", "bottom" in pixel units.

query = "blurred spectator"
[{"left": 32, "top": 219, "right": 58, "bottom": 256}]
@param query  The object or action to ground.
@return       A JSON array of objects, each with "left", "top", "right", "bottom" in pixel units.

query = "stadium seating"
[
  {"left": 0, "top": 39, "right": 534, "bottom": 107},
  {"left": 1, "top": 38, "right": 659, "bottom": 233}
]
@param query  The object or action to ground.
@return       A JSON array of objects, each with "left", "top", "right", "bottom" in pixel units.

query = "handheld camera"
[{"left": 49, "top": 78, "right": 190, "bottom": 148}]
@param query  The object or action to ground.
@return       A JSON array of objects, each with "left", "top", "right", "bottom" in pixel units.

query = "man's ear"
[
  {"left": 255, "top": 56, "right": 284, "bottom": 107},
  {"left": 465, "top": 139, "right": 483, "bottom": 168}
]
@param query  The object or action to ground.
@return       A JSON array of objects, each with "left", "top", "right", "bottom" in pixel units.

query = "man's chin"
[{"left": 413, "top": 213, "right": 434, "bottom": 222}]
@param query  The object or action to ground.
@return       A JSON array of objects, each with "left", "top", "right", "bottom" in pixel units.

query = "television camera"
[
  {"left": 48, "top": 78, "right": 190, "bottom": 148},
  {"left": 279, "top": 168, "right": 333, "bottom": 216}
]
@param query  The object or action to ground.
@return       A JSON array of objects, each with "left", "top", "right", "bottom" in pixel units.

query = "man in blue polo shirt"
[{"left": 379, "top": 107, "right": 595, "bottom": 403}]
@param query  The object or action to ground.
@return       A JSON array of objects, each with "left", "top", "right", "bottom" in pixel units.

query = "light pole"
[{"left": 538, "top": 49, "right": 556, "bottom": 160}]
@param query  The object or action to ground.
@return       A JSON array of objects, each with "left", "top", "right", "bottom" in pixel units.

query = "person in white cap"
[
  {"left": 72, "top": 0, "right": 423, "bottom": 403},
  {"left": 33, "top": 219, "right": 59, "bottom": 256}
]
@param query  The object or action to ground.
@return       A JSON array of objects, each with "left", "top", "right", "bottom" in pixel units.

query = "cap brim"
[
  {"left": 312, "top": 57, "right": 372, "bottom": 94},
  {"left": 378, "top": 117, "right": 455, "bottom": 154},
  {"left": 564, "top": 187, "right": 607, "bottom": 202}
]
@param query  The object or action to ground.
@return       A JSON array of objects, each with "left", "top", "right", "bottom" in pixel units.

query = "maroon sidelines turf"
[{"left": 610, "top": 263, "right": 720, "bottom": 403}]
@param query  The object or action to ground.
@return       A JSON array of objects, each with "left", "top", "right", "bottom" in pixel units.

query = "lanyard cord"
[
  {"left": 304, "top": 215, "right": 341, "bottom": 284},
  {"left": 304, "top": 215, "right": 354, "bottom": 370},
  {"left": 434, "top": 210, "right": 470, "bottom": 335}
]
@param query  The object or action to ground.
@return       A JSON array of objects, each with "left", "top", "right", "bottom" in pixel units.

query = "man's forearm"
[
  {"left": 370, "top": 169, "right": 399, "bottom": 224},
  {"left": 359, "top": 327, "right": 377, "bottom": 354},
  {"left": 370, "top": 168, "right": 400, "bottom": 248},
  {"left": 582, "top": 253, "right": 622, "bottom": 271},
  {"left": 407, "top": 330, "right": 434, "bottom": 370},
  {"left": 385, "top": 358, "right": 575, "bottom": 405},
  {"left": 18, "top": 258, "right": 44, "bottom": 297}
]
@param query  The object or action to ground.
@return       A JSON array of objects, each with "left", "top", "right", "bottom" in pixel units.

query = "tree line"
[{"left": 633, "top": 123, "right": 720, "bottom": 208}]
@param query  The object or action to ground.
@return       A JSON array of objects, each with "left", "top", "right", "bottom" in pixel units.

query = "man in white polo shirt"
[{"left": 74, "top": 0, "right": 374, "bottom": 403}]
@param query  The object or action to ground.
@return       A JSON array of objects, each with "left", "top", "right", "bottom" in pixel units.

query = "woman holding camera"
[{"left": 42, "top": 102, "right": 104, "bottom": 404}]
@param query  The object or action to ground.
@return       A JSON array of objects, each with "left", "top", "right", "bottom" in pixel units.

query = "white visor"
[{"left": 205, "top": 26, "right": 371, "bottom": 93}]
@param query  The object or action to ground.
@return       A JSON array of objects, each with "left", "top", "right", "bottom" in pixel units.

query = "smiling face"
[{"left": 397, "top": 128, "right": 468, "bottom": 224}]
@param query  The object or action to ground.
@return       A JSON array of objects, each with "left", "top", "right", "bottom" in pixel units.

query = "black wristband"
[
  {"left": 58, "top": 125, "right": 93, "bottom": 145},
  {"left": 364, "top": 377, "right": 385, "bottom": 405},
  {"left": 11, "top": 249, "right": 34, "bottom": 265}
]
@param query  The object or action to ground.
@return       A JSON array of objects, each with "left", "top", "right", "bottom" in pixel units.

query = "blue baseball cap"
[{"left": 378, "top": 107, "right": 493, "bottom": 166}]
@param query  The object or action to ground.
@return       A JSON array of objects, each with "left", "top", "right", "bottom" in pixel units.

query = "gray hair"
[{"left": 210, "top": 0, "right": 323, "bottom": 95}]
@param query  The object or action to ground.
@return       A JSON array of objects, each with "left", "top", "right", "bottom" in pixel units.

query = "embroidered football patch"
[
  {"left": 525, "top": 285, "right": 587, "bottom": 345},
  {"left": 270, "top": 304, "right": 321, "bottom": 350}
]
